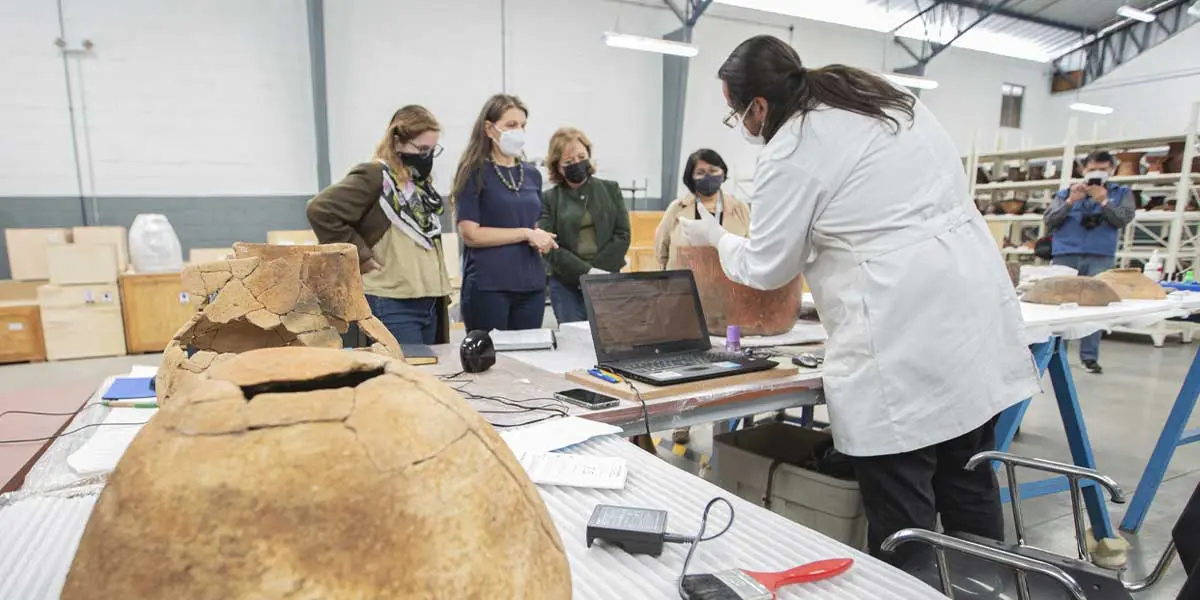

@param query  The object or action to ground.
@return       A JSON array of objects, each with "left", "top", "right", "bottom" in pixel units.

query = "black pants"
[{"left": 850, "top": 417, "right": 1004, "bottom": 570}]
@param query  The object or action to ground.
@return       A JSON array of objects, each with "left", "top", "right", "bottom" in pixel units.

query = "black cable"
[
  {"left": 0, "top": 404, "right": 102, "bottom": 423},
  {"left": 437, "top": 370, "right": 467, "bottom": 381},
  {"left": 0, "top": 421, "right": 148, "bottom": 445},
  {"left": 677, "top": 497, "right": 736, "bottom": 600},
  {"left": 626, "top": 380, "right": 653, "bottom": 441}
]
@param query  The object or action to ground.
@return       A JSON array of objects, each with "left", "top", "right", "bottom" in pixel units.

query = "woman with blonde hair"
[
  {"left": 453, "top": 93, "right": 556, "bottom": 332},
  {"left": 538, "top": 126, "right": 630, "bottom": 323},
  {"left": 307, "top": 104, "right": 451, "bottom": 344}
]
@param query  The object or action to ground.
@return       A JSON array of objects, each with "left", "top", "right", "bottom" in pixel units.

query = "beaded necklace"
[{"left": 490, "top": 159, "right": 524, "bottom": 193}]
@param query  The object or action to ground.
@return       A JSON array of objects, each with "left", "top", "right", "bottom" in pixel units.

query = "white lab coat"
[{"left": 716, "top": 100, "right": 1039, "bottom": 457}]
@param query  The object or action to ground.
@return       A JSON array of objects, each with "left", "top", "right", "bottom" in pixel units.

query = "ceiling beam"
[{"left": 940, "top": 0, "right": 1091, "bottom": 34}]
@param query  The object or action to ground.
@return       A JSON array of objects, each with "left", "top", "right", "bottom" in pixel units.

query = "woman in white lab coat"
[{"left": 680, "top": 35, "right": 1039, "bottom": 570}]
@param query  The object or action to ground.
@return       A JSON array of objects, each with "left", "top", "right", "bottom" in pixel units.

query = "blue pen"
[{"left": 588, "top": 368, "right": 619, "bottom": 383}]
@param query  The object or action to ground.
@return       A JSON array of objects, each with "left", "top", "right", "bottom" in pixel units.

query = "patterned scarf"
[{"left": 377, "top": 160, "right": 443, "bottom": 250}]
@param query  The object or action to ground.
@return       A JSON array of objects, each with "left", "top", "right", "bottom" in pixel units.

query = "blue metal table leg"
[
  {"left": 995, "top": 341, "right": 1056, "bottom": 453},
  {"left": 1046, "top": 337, "right": 1115, "bottom": 539},
  {"left": 1120, "top": 343, "right": 1200, "bottom": 533}
]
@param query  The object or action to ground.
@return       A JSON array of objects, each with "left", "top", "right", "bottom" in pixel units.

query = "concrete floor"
[{"left": 1, "top": 335, "right": 1196, "bottom": 598}]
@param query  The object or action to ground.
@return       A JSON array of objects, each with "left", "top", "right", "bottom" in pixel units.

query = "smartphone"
[{"left": 554, "top": 388, "right": 620, "bottom": 410}]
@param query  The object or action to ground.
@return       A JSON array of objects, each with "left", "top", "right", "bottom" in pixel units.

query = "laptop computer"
[{"left": 579, "top": 270, "right": 778, "bottom": 386}]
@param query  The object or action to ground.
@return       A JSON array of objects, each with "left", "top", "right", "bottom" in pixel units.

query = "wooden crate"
[
  {"left": 47, "top": 243, "right": 119, "bottom": 285},
  {"left": 0, "top": 303, "right": 46, "bottom": 364},
  {"left": 625, "top": 246, "right": 658, "bottom": 272},
  {"left": 629, "top": 211, "right": 665, "bottom": 248},
  {"left": 72, "top": 226, "right": 129, "bottom": 273},
  {"left": 38, "top": 283, "right": 126, "bottom": 361},
  {"left": 5, "top": 228, "right": 72, "bottom": 281},
  {"left": 119, "top": 272, "right": 202, "bottom": 353}
]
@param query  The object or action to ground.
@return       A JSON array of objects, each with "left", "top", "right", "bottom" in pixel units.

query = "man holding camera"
[{"left": 1043, "top": 150, "right": 1136, "bottom": 374}]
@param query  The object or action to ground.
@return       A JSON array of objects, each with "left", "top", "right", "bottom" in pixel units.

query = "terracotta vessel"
[
  {"left": 62, "top": 347, "right": 572, "bottom": 600},
  {"left": 1165, "top": 141, "right": 1187, "bottom": 173},
  {"left": 1095, "top": 269, "right": 1167, "bottom": 300},
  {"left": 1146, "top": 155, "right": 1167, "bottom": 174},
  {"left": 1115, "top": 152, "right": 1144, "bottom": 176},
  {"left": 674, "top": 245, "right": 802, "bottom": 336},
  {"left": 157, "top": 242, "right": 401, "bottom": 405},
  {"left": 1007, "top": 166, "right": 1026, "bottom": 182},
  {"left": 1028, "top": 164, "right": 1046, "bottom": 180},
  {"left": 975, "top": 166, "right": 991, "bottom": 184},
  {"left": 1000, "top": 198, "right": 1027, "bottom": 215},
  {"left": 1023, "top": 276, "right": 1121, "bottom": 306}
]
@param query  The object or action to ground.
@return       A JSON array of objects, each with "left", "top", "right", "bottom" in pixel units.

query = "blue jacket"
[{"left": 1043, "top": 183, "right": 1135, "bottom": 257}]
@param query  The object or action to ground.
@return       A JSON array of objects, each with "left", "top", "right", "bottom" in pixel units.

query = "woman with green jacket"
[{"left": 538, "top": 127, "right": 631, "bottom": 323}]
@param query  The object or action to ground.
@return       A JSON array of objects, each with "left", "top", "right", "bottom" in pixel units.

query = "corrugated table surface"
[{"left": 0, "top": 434, "right": 940, "bottom": 599}]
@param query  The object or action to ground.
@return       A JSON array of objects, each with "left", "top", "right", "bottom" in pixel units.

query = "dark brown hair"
[
  {"left": 374, "top": 105, "right": 440, "bottom": 185},
  {"left": 718, "top": 35, "right": 916, "bottom": 142},
  {"left": 451, "top": 93, "right": 528, "bottom": 204}
]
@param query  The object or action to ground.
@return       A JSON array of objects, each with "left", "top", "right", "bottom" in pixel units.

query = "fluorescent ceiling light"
[
  {"left": 602, "top": 32, "right": 698, "bottom": 57},
  {"left": 1116, "top": 5, "right": 1157, "bottom": 22},
  {"left": 883, "top": 72, "right": 939, "bottom": 90},
  {"left": 1070, "top": 102, "right": 1115, "bottom": 115}
]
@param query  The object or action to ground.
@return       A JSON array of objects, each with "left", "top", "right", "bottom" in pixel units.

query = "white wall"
[
  {"left": 326, "top": 0, "right": 674, "bottom": 198},
  {"left": 1047, "top": 25, "right": 1200, "bottom": 142},
  {"left": 0, "top": 0, "right": 316, "bottom": 198},
  {"left": 0, "top": 0, "right": 77, "bottom": 196}
]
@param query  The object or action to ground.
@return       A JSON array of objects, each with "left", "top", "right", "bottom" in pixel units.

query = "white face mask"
[
  {"left": 737, "top": 104, "right": 765, "bottom": 146},
  {"left": 492, "top": 125, "right": 526, "bottom": 157}
]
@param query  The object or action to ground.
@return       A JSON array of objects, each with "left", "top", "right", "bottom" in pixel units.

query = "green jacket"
[{"left": 538, "top": 177, "right": 630, "bottom": 285}]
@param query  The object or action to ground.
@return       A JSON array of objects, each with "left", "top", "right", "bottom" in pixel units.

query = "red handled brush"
[{"left": 680, "top": 558, "right": 854, "bottom": 599}]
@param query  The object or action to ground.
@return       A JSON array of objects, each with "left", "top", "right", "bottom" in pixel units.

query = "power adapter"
[{"left": 585, "top": 504, "right": 695, "bottom": 557}]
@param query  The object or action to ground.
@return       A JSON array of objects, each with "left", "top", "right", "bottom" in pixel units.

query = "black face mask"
[
  {"left": 694, "top": 173, "right": 724, "bottom": 197},
  {"left": 400, "top": 152, "right": 434, "bottom": 180},
  {"left": 562, "top": 160, "right": 590, "bottom": 185}
]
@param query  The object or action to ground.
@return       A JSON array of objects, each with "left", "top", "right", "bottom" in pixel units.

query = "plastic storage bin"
[{"left": 714, "top": 423, "right": 867, "bottom": 549}]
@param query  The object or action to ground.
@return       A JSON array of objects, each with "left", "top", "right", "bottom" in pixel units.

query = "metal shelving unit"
[{"left": 973, "top": 100, "right": 1200, "bottom": 273}]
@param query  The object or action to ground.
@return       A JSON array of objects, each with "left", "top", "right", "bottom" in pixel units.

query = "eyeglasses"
[
  {"left": 722, "top": 109, "right": 740, "bottom": 129},
  {"left": 403, "top": 144, "right": 443, "bottom": 158}
]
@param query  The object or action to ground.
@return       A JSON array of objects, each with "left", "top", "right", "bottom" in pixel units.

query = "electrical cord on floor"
[
  {"left": 676, "top": 497, "right": 736, "bottom": 600},
  {"left": 0, "top": 421, "right": 149, "bottom": 445}
]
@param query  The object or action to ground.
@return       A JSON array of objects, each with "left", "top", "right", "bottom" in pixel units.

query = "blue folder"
[{"left": 102, "top": 377, "right": 156, "bottom": 400}]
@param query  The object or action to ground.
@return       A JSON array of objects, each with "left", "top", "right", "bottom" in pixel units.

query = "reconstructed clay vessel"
[
  {"left": 62, "top": 347, "right": 572, "bottom": 600},
  {"left": 1023, "top": 276, "right": 1121, "bottom": 306},
  {"left": 157, "top": 243, "right": 400, "bottom": 405},
  {"left": 674, "top": 245, "right": 802, "bottom": 336},
  {"left": 1095, "top": 268, "right": 1167, "bottom": 300}
]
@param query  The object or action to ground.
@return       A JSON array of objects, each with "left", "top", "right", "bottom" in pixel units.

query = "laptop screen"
[{"left": 580, "top": 271, "right": 711, "bottom": 362}]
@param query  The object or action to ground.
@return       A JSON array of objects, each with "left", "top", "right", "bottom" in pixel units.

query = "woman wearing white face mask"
[
  {"left": 453, "top": 94, "right": 557, "bottom": 332},
  {"left": 679, "top": 35, "right": 1038, "bottom": 575}
]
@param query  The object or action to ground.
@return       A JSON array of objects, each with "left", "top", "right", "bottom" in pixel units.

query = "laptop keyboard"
[{"left": 622, "top": 351, "right": 745, "bottom": 373}]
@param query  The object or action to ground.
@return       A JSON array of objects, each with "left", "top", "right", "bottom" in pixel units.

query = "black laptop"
[{"left": 579, "top": 270, "right": 777, "bottom": 386}]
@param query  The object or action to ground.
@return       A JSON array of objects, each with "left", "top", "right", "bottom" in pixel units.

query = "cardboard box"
[
  {"left": 267, "top": 230, "right": 318, "bottom": 246},
  {"left": 120, "top": 272, "right": 202, "bottom": 353},
  {"left": 72, "top": 226, "right": 129, "bottom": 272},
  {"left": 38, "top": 283, "right": 126, "bottom": 360},
  {"left": 188, "top": 247, "right": 234, "bottom": 264},
  {"left": 0, "top": 303, "right": 45, "bottom": 364},
  {"left": 47, "top": 243, "right": 119, "bottom": 285},
  {"left": 5, "top": 228, "right": 72, "bottom": 281}
]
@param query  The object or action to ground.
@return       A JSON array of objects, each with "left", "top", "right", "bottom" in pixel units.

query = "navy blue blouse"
[{"left": 455, "top": 162, "right": 548, "bottom": 292}]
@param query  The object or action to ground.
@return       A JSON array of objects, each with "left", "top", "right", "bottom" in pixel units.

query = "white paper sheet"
[
  {"left": 66, "top": 407, "right": 157, "bottom": 477},
  {"left": 499, "top": 416, "right": 622, "bottom": 454},
  {"left": 490, "top": 328, "right": 556, "bottom": 351},
  {"left": 516, "top": 451, "right": 628, "bottom": 489},
  {"left": 713, "top": 321, "right": 828, "bottom": 347},
  {"left": 127, "top": 365, "right": 159, "bottom": 378}
]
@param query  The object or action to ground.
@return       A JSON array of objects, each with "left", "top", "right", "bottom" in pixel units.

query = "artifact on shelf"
[
  {"left": 1000, "top": 198, "right": 1027, "bottom": 215},
  {"left": 1165, "top": 141, "right": 1186, "bottom": 174},
  {"left": 1146, "top": 155, "right": 1167, "bottom": 174},
  {"left": 157, "top": 242, "right": 402, "bottom": 405},
  {"left": 1115, "top": 151, "right": 1144, "bottom": 177},
  {"left": 1095, "top": 269, "right": 1167, "bottom": 300},
  {"left": 975, "top": 166, "right": 991, "bottom": 184},
  {"left": 61, "top": 346, "right": 572, "bottom": 600},
  {"left": 1022, "top": 276, "right": 1121, "bottom": 307},
  {"left": 673, "top": 245, "right": 802, "bottom": 336},
  {"left": 1028, "top": 163, "right": 1046, "bottom": 180},
  {"left": 1007, "top": 166, "right": 1026, "bottom": 182}
]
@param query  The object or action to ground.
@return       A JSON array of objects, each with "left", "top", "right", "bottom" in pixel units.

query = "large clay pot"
[
  {"left": 1007, "top": 166, "right": 1026, "bottom": 182},
  {"left": 1023, "top": 276, "right": 1120, "bottom": 306},
  {"left": 674, "top": 245, "right": 802, "bottom": 336},
  {"left": 1000, "top": 198, "right": 1027, "bottom": 215},
  {"left": 158, "top": 242, "right": 401, "bottom": 405},
  {"left": 1115, "top": 152, "right": 1144, "bottom": 176},
  {"left": 1165, "top": 141, "right": 1186, "bottom": 173},
  {"left": 1146, "top": 156, "right": 1167, "bottom": 174},
  {"left": 1028, "top": 164, "right": 1046, "bottom": 180},
  {"left": 1096, "top": 269, "right": 1166, "bottom": 300},
  {"left": 62, "top": 347, "right": 572, "bottom": 600}
]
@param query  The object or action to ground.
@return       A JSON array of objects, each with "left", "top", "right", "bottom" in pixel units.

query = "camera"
[{"left": 1081, "top": 213, "right": 1105, "bottom": 230}]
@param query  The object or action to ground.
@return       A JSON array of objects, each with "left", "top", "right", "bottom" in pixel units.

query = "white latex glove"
[
  {"left": 676, "top": 199, "right": 727, "bottom": 248},
  {"left": 587, "top": 267, "right": 609, "bottom": 275}
]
